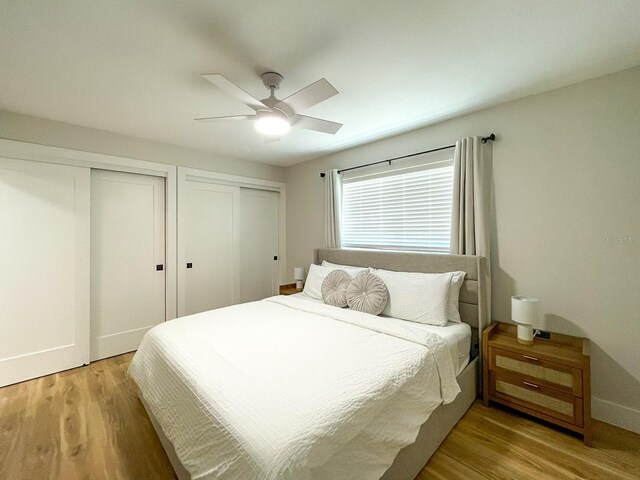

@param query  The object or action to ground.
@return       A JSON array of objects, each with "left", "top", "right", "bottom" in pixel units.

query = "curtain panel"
[
  {"left": 324, "top": 169, "right": 342, "bottom": 248},
  {"left": 450, "top": 136, "right": 492, "bottom": 317}
]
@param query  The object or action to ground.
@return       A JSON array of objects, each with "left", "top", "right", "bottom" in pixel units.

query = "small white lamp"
[
  {"left": 293, "top": 267, "right": 305, "bottom": 290},
  {"left": 511, "top": 296, "right": 540, "bottom": 345}
]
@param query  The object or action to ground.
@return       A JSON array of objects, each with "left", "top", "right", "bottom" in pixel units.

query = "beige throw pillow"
[
  {"left": 321, "top": 269, "right": 352, "bottom": 307},
  {"left": 346, "top": 272, "right": 388, "bottom": 315}
]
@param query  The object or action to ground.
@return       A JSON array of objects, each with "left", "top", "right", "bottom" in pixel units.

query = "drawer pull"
[
  {"left": 522, "top": 355, "right": 539, "bottom": 362},
  {"left": 523, "top": 381, "right": 540, "bottom": 389}
]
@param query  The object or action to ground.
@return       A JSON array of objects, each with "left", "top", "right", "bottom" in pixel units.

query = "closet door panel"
[
  {"left": 240, "top": 188, "right": 279, "bottom": 302},
  {"left": 0, "top": 157, "right": 90, "bottom": 387},
  {"left": 179, "top": 181, "right": 240, "bottom": 316},
  {"left": 90, "top": 170, "right": 166, "bottom": 361}
]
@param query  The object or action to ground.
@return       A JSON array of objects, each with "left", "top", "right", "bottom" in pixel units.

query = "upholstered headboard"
[{"left": 314, "top": 248, "right": 488, "bottom": 364}]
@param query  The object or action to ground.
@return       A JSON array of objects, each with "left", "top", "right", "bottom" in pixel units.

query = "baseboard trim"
[{"left": 592, "top": 397, "right": 640, "bottom": 434}]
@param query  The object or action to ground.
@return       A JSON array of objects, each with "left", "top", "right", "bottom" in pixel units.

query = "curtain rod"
[{"left": 319, "top": 133, "right": 496, "bottom": 178}]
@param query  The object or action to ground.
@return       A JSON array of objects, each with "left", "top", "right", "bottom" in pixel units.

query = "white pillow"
[
  {"left": 371, "top": 269, "right": 455, "bottom": 326},
  {"left": 448, "top": 271, "right": 466, "bottom": 323},
  {"left": 303, "top": 264, "right": 367, "bottom": 300}
]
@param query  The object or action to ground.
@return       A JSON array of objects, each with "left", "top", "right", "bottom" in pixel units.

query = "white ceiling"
[{"left": 1, "top": 1, "right": 639, "bottom": 167}]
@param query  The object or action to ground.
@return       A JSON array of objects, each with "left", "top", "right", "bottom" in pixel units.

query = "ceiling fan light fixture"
[
  {"left": 198, "top": 72, "right": 342, "bottom": 137},
  {"left": 254, "top": 110, "right": 290, "bottom": 136}
]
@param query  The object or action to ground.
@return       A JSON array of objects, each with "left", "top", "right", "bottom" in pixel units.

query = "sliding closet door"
[
  {"left": 239, "top": 188, "right": 279, "bottom": 302},
  {"left": 0, "top": 158, "right": 90, "bottom": 387},
  {"left": 90, "top": 170, "right": 166, "bottom": 361},
  {"left": 179, "top": 180, "right": 240, "bottom": 316}
]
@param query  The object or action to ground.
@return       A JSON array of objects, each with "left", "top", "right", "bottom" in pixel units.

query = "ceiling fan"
[{"left": 195, "top": 72, "right": 342, "bottom": 140}]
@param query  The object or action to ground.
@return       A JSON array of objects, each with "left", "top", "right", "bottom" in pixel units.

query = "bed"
[{"left": 130, "top": 248, "right": 487, "bottom": 480}]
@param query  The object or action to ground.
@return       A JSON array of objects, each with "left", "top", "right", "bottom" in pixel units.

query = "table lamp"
[
  {"left": 294, "top": 267, "right": 305, "bottom": 289},
  {"left": 511, "top": 296, "right": 540, "bottom": 345}
]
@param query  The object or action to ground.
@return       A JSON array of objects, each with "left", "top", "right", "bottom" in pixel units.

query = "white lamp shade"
[
  {"left": 293, "top": 267, "right": 305, "bottom": 281},
  {"left": 511, "top": 296, "right": 541, "bottom": 328}
]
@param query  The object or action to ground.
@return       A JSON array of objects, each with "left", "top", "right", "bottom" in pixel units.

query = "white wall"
[
  {"left": 0, "top": 110, "right": 285, "bottom": 182},
  {"left": 285, "top": 66, "right": 640, "bottom": 432}
]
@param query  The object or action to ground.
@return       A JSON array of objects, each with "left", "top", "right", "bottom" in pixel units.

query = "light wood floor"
[{"left": 1, "top": 354, "right": 639, "bottom": 480}]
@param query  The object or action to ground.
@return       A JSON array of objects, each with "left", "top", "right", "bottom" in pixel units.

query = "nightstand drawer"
[
  {"left": 489, "top": 371, "right": 583, "bottom": 426},
  {"left": 279, "top": 284, "right": 302, "bottom": 295},
  {"left": 489, "top": 347, "right": 582, "bottom": 396}
]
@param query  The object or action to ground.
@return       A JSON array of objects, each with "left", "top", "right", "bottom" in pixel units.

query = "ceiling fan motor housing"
[{"left": 261, "top": 72, "right": 284, "bottom": 90}]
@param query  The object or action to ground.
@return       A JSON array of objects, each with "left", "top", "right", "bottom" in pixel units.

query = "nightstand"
[
  {"left": 279, "top": 283, "right": 303, "bottom": 295},
  {"left": 483, "top": 322, "right": 592, "bottom": 445}
]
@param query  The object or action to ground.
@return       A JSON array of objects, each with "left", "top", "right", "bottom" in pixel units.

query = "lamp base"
[
  {"left": 295, "top": 280, "right": 303, "bottom": 289},
  {"left": 516, "top": 324, "right": 534, "bottom": 345}
]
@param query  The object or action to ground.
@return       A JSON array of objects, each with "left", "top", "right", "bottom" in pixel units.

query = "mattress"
[
  {"left": 290, "top": 293, "right": 471, "bottom": 375},
  {"left": 129, "top": 295, "right": 461, "bottom": 480}
]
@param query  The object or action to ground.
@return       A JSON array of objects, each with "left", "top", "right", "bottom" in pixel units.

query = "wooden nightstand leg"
[
  {"left": 583, "top": 356, "right": 592, "bottom": 446},
  {"left": 482, "top": 323, "right": 496, "bottom": 406}
]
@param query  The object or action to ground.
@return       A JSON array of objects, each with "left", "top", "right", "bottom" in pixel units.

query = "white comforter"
[{"left": 129, "top": 296, "right": 461, "bottom": 480}]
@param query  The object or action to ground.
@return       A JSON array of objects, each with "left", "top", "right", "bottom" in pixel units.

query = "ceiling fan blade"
[
  {"left": 281, "top": 78, "right": 338, "bottom": 113},
  {"left": 201, "top": 74, "right": 267, "bottom": 112},
  {"left": 292, "top": 115, "right": 342, "bottom": 135},
  {"left": 194, "top": 115, "right": 255, "bottom": 122}
]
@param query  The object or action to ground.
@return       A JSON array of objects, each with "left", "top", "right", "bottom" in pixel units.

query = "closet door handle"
[{"left": 186, "top": 262, "right": 193, "bottom": 269}]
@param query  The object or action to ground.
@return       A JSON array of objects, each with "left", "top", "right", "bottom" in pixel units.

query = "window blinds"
[{"left": 341, "top": 163, "right": 454, "bottom": 253}]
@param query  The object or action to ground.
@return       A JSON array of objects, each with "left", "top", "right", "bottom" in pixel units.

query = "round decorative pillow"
[
  {"left": 346, "top": 272, "right": 388, "bottom": 315},
  {"left": 321, "top": 269, "right": 352, "bottom": 307}
]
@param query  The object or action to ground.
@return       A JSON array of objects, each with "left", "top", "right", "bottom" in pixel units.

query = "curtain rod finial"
[
  {"left": 481, "top": 133, "right": 496, "bottom": 144},
  {"left": 320, "top": 172, "right": 326, "bottom": 178}
]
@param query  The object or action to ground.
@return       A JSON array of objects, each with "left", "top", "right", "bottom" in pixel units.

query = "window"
[{"left": 341, "top": 162, "right": 454, "bottom": 253}]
